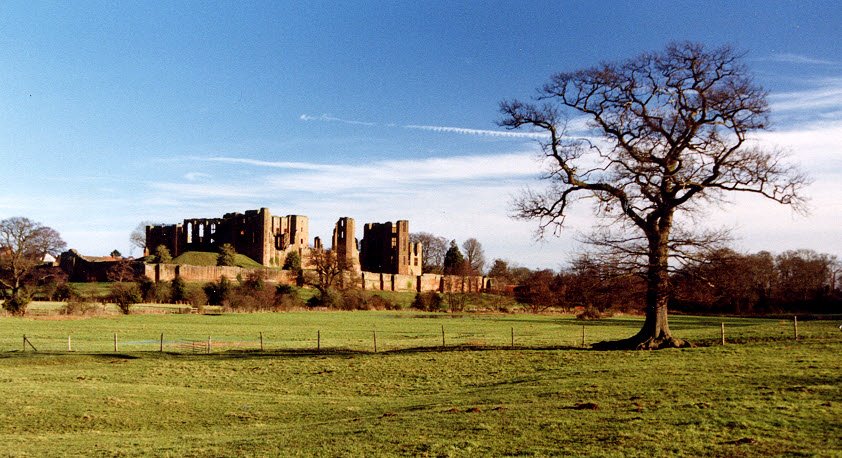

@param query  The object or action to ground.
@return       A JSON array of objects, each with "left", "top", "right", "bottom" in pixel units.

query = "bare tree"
[
  {"left": 129, "top": 221, "right": 156, "bottom": 256},
  {"left": 410, "top": 232, "right": 448, "bottom": 274},
  {"left": 0, "top": 217, "right": 67, "bottom": 314},
  {"left": 308, "top": 247, "right": 343, "bottom": 295},
  {"left": 462, "top": 238, "right": 486, "bottom": 275},
  {"left": 106, "top": 259, "right": 138, "bottom": 283},
  {"left": 500, "top": 42, "right": 807, "bottom": 349},
  {"left": 775, "top": 249, "right": 835, "bottom": 304}
]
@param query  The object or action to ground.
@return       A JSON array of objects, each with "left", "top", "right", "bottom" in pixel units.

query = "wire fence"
[{"left": 11, "top": 317, "right": 840, "bottom": 354}]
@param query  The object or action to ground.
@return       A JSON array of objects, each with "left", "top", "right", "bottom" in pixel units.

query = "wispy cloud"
[
  {"left": 299, "top": 113, "right": 376, "bottom": 126},
  {"left": 762, "top": 53, "right": 840, "bottom": 66},
  {"left": 403, "top": 124, "right": 547, "bottom": 139},
  {"left": 200, "top": 156, "right": 337, "bottom": 171},
  {"left": 146, "top": 152, "right": 542, "bottom": 204},
  {"left": 769, "top": 77, "right": 842, "bottom": 113},
  {"left": 299, "top": 113, "right": 548, "bottom": 139},
  {"left": 184, "top": 172, "right": 212, "bottom": 181}
]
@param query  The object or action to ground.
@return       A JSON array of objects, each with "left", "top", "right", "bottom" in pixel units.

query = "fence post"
[
  {"left": 441, "top": 325, "right": 445, "bottom": 348},
  {"left": 68, "top": 335, "right": 72, "bottom": 352},
  {"left": 511, "top": 327, "right": 514, "bottom": 348},
  {"left": 793, "top": 316, "right": 798, "bottom": 341},
  {"left": 23, "top": 335, "right": 37, "bottom": 352},
  {"left": 114, "top": 333, "right": 118, "bottom": 352},
  {"left": 317, "top": 330, "right": 320, "bottom": 351},
  {"left": 260, "top": 332, "right": 264, "bottom": 351},
  {"left": 581, "top": 325, "right": 585, "bottom": 347},
  {"left": 160, "top": 333, "right": 164, "bottom": 352},
  {"left": 373, "top": 330, "right": 377, "bottom": 353},
  {"left": 721, "top": 322, "right": 726, "bottom": 345},
  {"left": 207, "top": 336, "right": 211, "bottom": 354},
  {"left": 23, "top": 336, "right": 38, "bottom": 351}
]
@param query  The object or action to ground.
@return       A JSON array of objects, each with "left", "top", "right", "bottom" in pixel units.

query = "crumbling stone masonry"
[
  {"left": 332, "top": 217, "right": 360, "bottom": 272},
  {"left": 359, "top": 220, "right": 422, "bottom": 276},
  {"left": 146, "top": 208, "right": 308, "bottom": 267}
]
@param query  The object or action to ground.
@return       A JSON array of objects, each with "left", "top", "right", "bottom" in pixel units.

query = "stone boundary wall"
[
  {"left": 360, "top": 271, "right": 491, "bottom": 293},
  {"left": 142, "top": 264, "right": 489, "bottom": 293},
  {"left": 144, "top": 264, "right": 294, "bottom": 284}
]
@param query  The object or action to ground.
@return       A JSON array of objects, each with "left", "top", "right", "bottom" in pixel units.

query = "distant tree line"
[
  {"left": 671, "top": 248, "right": 839, "bottom": 315},
  {"left": 488, "top": 248, "right": 841, "bottom": 316}
]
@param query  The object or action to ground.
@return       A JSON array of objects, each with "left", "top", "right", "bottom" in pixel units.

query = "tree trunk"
[
  {"left": 637, "top": 217, "right": 688, "bottom": 348},
  {"left": 593, "top": 214, "right": 689, "bottom": 350}
]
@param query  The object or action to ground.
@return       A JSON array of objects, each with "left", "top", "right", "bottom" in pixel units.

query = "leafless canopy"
[
  {"left": 129, "top": 220, "right": 157, "bottom": 254},
  {"left": 308, "top": 247, "right": 343, "bottom": 293},
  {"left": 0, "top": 216, "right": 67, "bottom": 297},
  {"left": 501, "top": 42, "right": 807, "bottom": 240},
  {"left": 461, "top": 238, "right": 486, "bottom": 275},
  {"left": 410, "top": 232, "right": 448, "bottom": 274}
]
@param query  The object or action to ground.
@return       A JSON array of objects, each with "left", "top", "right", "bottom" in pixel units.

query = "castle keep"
[{"left": 146, "top": 208, "right": 308, "bottom": 267}]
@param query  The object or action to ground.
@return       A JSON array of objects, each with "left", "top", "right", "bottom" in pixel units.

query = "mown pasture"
[{"left": 0, "top": 311, "right": 839, "bottom": 456}]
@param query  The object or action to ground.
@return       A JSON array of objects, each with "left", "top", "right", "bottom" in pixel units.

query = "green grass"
[
  {"left": 172, "top": 251, "right": 265, "bottom": 269},
  {"left": 0, "top": 312, "right": 839, "bottom": 456},
  {"left": 67, "top": 282, "right": 113, "bottom": 299}
]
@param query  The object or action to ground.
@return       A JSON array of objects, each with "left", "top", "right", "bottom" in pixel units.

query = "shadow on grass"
[
  {"left": 1, "top": 343, "right": 587, "bottom": 360},
  {"left": 2, "top": 335, "right": 829, "bottom": 360}
]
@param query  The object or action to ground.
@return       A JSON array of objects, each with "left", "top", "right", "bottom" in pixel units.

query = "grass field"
[
  {"left": 172, "top": 251, "right": 265, "bottom": 269},
  {"left": 0, "top": 311, "right": 839, "bottom": 456}
]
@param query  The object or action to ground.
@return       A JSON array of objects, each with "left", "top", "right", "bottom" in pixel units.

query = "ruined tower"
[
  {"left": 359, "top": 220, "right": 422, "bottom": 276},
  {"left": 331, "top": 217, "right": 360, "bottom": 272}
]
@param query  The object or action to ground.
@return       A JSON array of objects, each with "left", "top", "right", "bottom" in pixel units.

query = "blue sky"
[{"left": 1, "top": 1, "right": 840, "bottom": 267}]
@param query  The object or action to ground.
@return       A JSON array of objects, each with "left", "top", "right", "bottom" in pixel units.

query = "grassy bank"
[{"left": 0, "top": 313, "right": 839, "bottom": 456}]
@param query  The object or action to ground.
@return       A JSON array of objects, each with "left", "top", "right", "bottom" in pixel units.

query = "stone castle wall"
[
  {"left": 360, "top": 271, "right": 491, "bottom": 293},
  {"left": 141, "top": 264, "right": 487, "bottom": 294},
  {"left": 144, "top": 264, "right": 295, "bottom": 284}
]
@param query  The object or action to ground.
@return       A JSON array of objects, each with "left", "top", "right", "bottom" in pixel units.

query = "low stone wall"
[
  {"left": 361, "top": 272, "right": 383, "bottom": 290},
  {"left": 140, "top": 264, "right": 488, "bottom": 293},
  {"left": 442, "top": 275, "right": 489, "bottom": 293},
  {"left": 418, "top": 274, "right": 442, "bottom": 292},
  {"left": 144, "top": 264, "right": 294, "bottom": 284},
  {"left": 393, "top": 274, "right": 417, "bottom": 292},
  {"left": 360, "top": 271, "right": 491, "bottom": 293}
]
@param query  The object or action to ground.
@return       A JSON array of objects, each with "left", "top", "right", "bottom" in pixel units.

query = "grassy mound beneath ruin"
[{"left": 171, "top": 251, "right": 264, "bottom": 269}]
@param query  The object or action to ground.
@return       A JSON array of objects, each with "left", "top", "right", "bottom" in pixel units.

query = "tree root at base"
[{"left": 591, "top": 335, "right": 692, "bottom": 350}]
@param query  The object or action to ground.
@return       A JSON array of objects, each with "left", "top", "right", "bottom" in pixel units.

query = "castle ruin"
[
  {"left": 146, "top": 208, "right": 308, "bottom": 267},
  {"left": 145, "top": 209, "right": 420, "bottom": 276}
]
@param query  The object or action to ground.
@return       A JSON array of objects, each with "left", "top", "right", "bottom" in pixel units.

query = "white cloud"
[
  {"left": 201, "top": 156, "right": 338, "bottom": 171},
  {"left": 770, "top": 86, "right": 842, "bottom": 113},
  {"left": 762, "top": 53, "right": 840, "bottom": 66},
  {"left": 299, "top": 112, "right": 550, "bottom": 139},
  {"left": 299, "top": 113, "right": 376, "bottom": 126},
  {"left": 753, "top": 121, "right": 842, "bottom": 169},
  {"left": 179, "top": 152, "right": 541, "bottom": 194},
  {"left": 184, "top": 172, "right": 212, "bottom": 181},
  {"left": 403, "top": 124, "right": 548, "bottom": 139}
]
